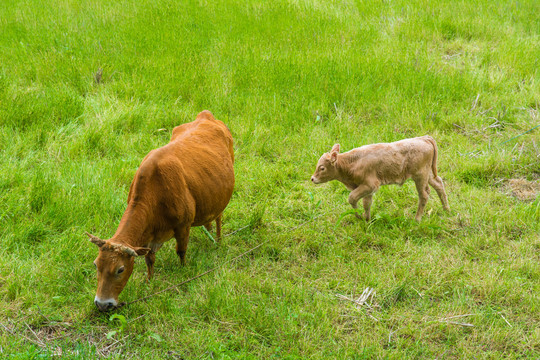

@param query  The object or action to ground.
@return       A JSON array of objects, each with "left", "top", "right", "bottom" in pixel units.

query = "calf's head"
[
  {"left": 87, "top": 233, "right": 150, "bottom": 311},
  {"left": 311, "top": 144, "right": 340, "bottom": 184}
]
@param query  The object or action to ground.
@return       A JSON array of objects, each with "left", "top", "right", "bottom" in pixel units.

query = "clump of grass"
[{"left": 248, "top": 202, "right": 266, "bottom": 231}]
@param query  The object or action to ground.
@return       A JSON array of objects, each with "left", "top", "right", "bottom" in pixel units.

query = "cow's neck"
[{"left": 110, "top": 204, "right": 151, "bottom": 247}]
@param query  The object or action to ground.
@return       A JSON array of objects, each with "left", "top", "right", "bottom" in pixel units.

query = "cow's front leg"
[
  {"left": 174, "top": 226, "right": 191, "bottom": 266},
  {"left": 144, "top": 251, "right": 156, "bottom": 281},
  {"left": 348, "top": 185, "right": 377, "bottom": 221}
]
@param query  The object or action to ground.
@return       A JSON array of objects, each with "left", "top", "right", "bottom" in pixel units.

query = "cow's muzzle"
[{"left": 94, "top": 296, "right": 118, "bottom": 312}]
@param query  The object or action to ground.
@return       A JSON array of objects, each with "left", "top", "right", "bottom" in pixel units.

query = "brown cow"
[
  {"left": 87, "top": 110, "right": 235, "bottom": 311},
  {"left": 311, "top": 136, "right": 449, "bottom": 222}
]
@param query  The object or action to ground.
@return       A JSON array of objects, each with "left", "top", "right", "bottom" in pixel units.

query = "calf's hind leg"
[
  {"left": 174, "top": 226, "right": 191, "bottom": 266},
  {"left": 429, "top": 176, "right": 450, "bottom": 211}
]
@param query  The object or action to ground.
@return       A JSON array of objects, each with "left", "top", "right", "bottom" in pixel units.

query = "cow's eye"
[
  {"left": 319, "top": 166, "right": 325, "bottom": 171},
  {"left": 93, "top": 261, "right": 97, "bottom": 268},
  {"left": 117, "top": 266, "right": 125, "bottom": 274}
]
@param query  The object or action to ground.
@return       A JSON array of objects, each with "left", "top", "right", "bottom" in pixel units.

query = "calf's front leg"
[
  {"left": 362, "top": 195, "right": 374, "bottom": 222},
  {"left": 348, "top": 185, "right": 377, "bottom": 221}
]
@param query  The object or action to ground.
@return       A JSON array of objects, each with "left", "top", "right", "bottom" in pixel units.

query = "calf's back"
[{"left": 346, "top": 136, "right": 436, "bottom": 186}]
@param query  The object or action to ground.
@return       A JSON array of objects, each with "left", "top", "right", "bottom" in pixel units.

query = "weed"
[{"left": 107, "top": 314, "right": 128, "bottom": 339}]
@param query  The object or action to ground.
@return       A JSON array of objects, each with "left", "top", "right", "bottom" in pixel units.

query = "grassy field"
[{"left": 0, "top": 0, "right": 539, "bottom": 358}]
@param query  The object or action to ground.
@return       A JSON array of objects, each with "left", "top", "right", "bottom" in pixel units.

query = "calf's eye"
[
  {"left": 319, "top": 166, "right": 325, "bottom": 171},
  {"left": 93, "top": 262, "right": 97, "bottom": 268},
  {"left": 117, "top": 266, "right": 125, "bottom": 274}
]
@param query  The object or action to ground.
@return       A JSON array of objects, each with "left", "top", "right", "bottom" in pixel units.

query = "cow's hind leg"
[
  {"left": 414, "top": 177, "right": 430, "bottom": 222},
  {"left": 429, "top": 176, "right": 450, "bottom": 212},
  {"left": 215, "top": 214, "right": 222, "bottom": 241},
  {"left": 174, "top": 226, "right": 191, "bottom": 266},
  {"left": 203, "top": 214, "right": 222, "bottom": 243}
]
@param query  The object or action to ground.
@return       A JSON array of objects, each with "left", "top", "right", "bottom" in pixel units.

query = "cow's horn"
[{"left": 86, "top": 232, "right": 106, "bottom": 247}]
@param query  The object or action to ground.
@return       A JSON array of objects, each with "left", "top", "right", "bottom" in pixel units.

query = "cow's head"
[
  {"left": 311, "top": 144, "right": 340, "bottom": 184},
  {"left": 87, "top": 233, "right": 150, "bottom": 311}
]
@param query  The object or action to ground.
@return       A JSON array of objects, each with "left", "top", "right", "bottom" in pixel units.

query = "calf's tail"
[{"left": 425, "top": 136, "right": 438, "bottom": 178}]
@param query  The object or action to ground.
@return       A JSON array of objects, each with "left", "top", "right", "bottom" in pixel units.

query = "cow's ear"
[
  {"left": 133, "top": 247, "right": 151, "bottom": 256},
  {"left": 330, "top": 144, "right": 340, "bottom": 164}
]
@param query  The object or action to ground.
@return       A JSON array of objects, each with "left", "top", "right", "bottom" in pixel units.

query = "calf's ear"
[{"left": 330, "top": 144, "right": 340, "bottom": 164}]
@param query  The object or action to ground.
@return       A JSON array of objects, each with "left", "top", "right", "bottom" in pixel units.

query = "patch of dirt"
[{"left": 505, "top": 178, "right": 540, "bottom": 201}]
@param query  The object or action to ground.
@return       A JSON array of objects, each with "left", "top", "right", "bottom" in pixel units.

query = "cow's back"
[
  {"left": 167, "top": 117, "right": 234, "bottom": 225},
  {"left": 130, "top": 114, "right": 235, "bottom": 230}
]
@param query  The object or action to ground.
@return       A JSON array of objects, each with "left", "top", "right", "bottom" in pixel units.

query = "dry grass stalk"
[
  {"left": 499, "top": 313, "right": 512, "bottom": 327},
  {"left": 436, "top": 313, "right": 477, "bottom": 327},
  {"left": 1, "top": 322, "right": 44, "bottom": 349},
  {"left": 506, "top": 178, "right": 540, "bottom": 202},
  {"left": 336, "top": 287, "right": 379, "bottom": 321}
]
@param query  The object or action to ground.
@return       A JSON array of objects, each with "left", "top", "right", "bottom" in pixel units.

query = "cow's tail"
[{"left": 425, "top": 136, "right": 438, "bottom": 178}]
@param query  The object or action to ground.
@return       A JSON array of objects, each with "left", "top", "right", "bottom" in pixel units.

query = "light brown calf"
[
  {"left": 87, "top": 110, "right": 235, "bottom": 311},
  {"left": 311, "top": 136, "right": 449, "bottom": 222}
]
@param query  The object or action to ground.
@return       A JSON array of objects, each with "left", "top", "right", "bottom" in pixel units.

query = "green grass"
[{"left": 1, "top": 0, "right": 539, "bottom": 358}]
